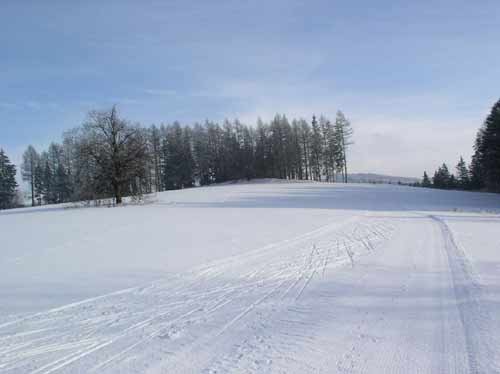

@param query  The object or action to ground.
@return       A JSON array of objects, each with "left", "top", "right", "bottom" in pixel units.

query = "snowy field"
[{"left": 1, "top": 180, "right": 500, "bottom": 373}]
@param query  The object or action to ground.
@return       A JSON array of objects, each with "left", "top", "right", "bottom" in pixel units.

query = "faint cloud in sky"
[
  {"left": 1, "top": 0, "right": 499, "bottom": 178},
  {"left": 144, "top": 89, "right": 177, "bottom": 96}
]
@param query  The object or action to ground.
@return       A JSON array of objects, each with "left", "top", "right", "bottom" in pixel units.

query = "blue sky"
[{"left": 1, "top": 0, "right": 499, "bottom": 178}]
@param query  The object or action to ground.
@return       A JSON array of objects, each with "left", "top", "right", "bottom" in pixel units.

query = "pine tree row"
[
  {"left": 420, "top": 98, "right": 500, "bottom": 192},
  {"left": 18, "top": 107, "right": 353, "bottom": 206}
]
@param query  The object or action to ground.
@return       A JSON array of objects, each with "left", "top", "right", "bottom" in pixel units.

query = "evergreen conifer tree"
[
  {"left": 456, "top": 156, "right": 470, "bottom": 190},
  {"left": 421, "top": 171, "right": 431, "bottom": 187},
  {"left": 477, "top": 99, "right": 500, "bottom": 191},
  {"left": 335, "top": 111, "right": 353, "bottom": 183},
  {"left": 310, "top": 115, "right": 323, "bottom": 181},
  {"left": 0, "top": 149, "right": 18, "bottom": 209},
  {"left": 433, "top": 163, "right": 452, "bottom": 189}
]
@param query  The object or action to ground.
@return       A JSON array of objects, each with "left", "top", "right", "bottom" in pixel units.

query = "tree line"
[
  {"left": 419, "top": 98, "right": 500, "bottom": 192},
  {"left": 2, "top": 107, "right": 353, "bottom": 208}
]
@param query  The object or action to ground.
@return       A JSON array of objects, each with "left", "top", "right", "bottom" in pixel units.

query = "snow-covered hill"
[
  {"left": 1, "top": 181, "right": 500, "bottom": 373},
  {"left": 343, "top": 173, "right": 419, "bottom": 184}
]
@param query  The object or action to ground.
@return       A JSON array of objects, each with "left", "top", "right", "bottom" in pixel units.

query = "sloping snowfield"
[{"left": 1, "top": 181, "right": 500, "bottom": 373}]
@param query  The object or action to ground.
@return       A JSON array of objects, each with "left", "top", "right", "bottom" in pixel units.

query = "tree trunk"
[
  {"left": 31, "top": 176, "right": 35, "bottom": 207},
  {"left": 343, "top": 150, "right": 348, "bottom": 183},
  {"left": 114, "top": 182, "right": 122, "bottom": 204},
  {"left": 30, "top": 159, "right": 35, "bottom": 206},
  {"left": 342, "top": 136, "right": 348, "bottom": 183},
  {"left": 302, "top": 138, "right": 309, "bottom": 180}
]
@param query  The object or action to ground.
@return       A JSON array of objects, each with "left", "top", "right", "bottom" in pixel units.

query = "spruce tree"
[
  {"left": 478, "top": 99, "right": 500, "bottom": 191},
  {"left": 449, "top": 174, "right": 457, "bottom": 189},
  {"left": 241, "top": 125, "right": 255, "bottom": 180},
  {"left": 310, "top": 115, "right": 323, "bottom": 181},
  {"left": 192, "top": 123, "right": 211, "bottom": 186},
  {"left": 0, "top": 149, "right": 18, "bottom": 209},
  {"left": 456, "top": 156, "right": 470, "bottom": 190},
  {"left": 163, "top": 122, "right": 194, "bottom": 189},
  {"left": 300, "top": 119, "right": 311, "bottom": 180},
  {"left": 34, "top": 162, "right": 44, "bottom": 205},
  {"left": 55, "top": 163, "right": 70, "bottom": 202},
  {"left": 433, "top": 163, "right": 452, "bottom": 189},
  {"left": 180, "top": 126, "right": 195, "bottom": 188},
  {"left": 149, "top": 125, "right": 162, "bottom": 191},
  {"left": 421, "top": 171, "right": 431, "bottom": 187},
  {"left": 470, "top": 127, "right": 485, "bottom": 189},
  {"left": 42, "top": 158, "right": 54, "bottom": 204}
]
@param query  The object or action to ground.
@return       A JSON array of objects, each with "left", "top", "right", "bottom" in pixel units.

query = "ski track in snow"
[
  {"left": 2, "top": 182, "right": 500, "bottom": 374},
  {"left": 0, "top": 215, "right": 396, "bottom": 373},
  {"left": 431, "top": 215, "right": 500, "bottom": 374},
  {"left": 200, "top": 214, "right": 500, "bottom": 374}
]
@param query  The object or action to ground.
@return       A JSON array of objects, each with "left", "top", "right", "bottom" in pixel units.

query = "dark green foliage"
[
  {"left": 432, "top": 163, "right": 455, "bottom": 189},
  {"left": 42, "top": 158, "right": 54, "bottom": 204},
  {"left": 20, "top": 107, "right": 354, "bottom": 205},
  {"left": 421, "top": 98, "right": 500, "bottom": 193},
  {"left": 34, "top": 163, "right": 44, "bottom": 205},
  {"left": 469, "top": 128, "right": 485, "bottom": 190},
  {"left": 473, "top": 99, "right": 500, "bottom": 192},
  {"left": 455, "top": 156, "right": 470, "bottom": 189},
  {"left": 310, "top": 116, "right": 323, "bottom": 181},
  {"left": 0, "top": 149, "right": 18, "bottom": 209},
  {"left": 421, "top": 171, "right": 431, "bottom": 187},
  {"left": 161, "top": 123, "right": 195, "bottom": 190}
]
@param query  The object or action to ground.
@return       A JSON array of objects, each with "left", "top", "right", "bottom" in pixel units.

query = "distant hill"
[{"left": 341, "top": 173, "right": 419, "bottom": 185}]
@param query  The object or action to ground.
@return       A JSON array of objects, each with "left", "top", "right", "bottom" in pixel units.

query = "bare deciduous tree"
[
  {"left": 81, "top": 106, "right": 149, "bottom": 204},
  {"left": 21, "top": 145, "right": 39, "bottom": 206}
]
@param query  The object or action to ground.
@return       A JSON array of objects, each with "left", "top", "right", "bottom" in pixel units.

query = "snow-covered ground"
[{"left": 1, "top": 181, "right": 500, "bottom": 373}]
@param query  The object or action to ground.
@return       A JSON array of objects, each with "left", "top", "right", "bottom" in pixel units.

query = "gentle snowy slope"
[{"left": 1, "top": 181, "right": 500, "bottom": 373}]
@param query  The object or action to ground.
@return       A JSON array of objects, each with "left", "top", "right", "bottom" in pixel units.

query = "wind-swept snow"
[{"left": 1, "top": 181, "right": 500, "bottom": 373}]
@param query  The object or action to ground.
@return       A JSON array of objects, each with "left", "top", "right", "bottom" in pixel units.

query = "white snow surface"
[{"left": 1, "top": 181, "right": 500, "bottom": 373}]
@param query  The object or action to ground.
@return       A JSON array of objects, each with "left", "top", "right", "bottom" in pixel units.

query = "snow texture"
[{"left": 1, "top": 181, "right": 500, "bottom": 373}]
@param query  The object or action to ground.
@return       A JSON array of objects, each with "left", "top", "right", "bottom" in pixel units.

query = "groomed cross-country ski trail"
[{"left": 1, "top": 181, "right": 500, "bottom": 373}]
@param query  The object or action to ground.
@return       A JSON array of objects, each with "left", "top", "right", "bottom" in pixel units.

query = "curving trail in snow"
[{"left": 1, "top": 182, "right": 500, "bottom": 373}]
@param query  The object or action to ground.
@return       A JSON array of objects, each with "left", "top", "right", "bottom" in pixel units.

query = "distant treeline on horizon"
[
  {"left": 2, "top": 97, "right": 499, "bottom": 210},
  {"left": 0, "top": 109, "right": 353, "bottom": 208}
]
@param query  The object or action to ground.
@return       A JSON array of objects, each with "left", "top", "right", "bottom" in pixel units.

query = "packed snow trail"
[
  {"left": 1, "top": 182, "right": 500, "bottom": 373},
  {"left": 431, "top": 215, "right": 500, "bottom": 374},
  {"left": 202, "top": 214, "right": 497, "bottom": 374},
  {"left": 0, "top": 216, "right": 395, "bottom": 373}
]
